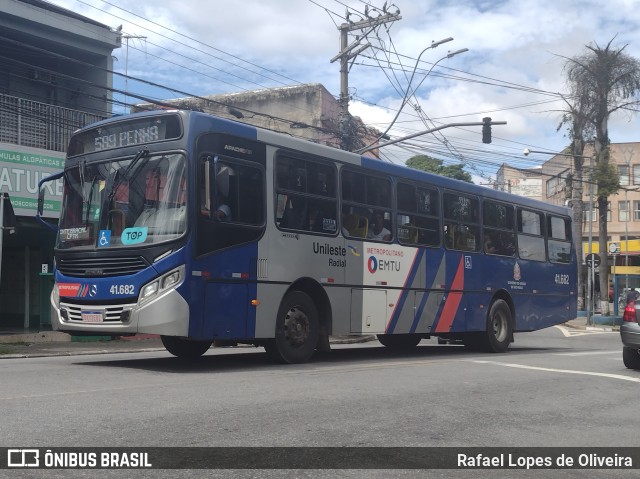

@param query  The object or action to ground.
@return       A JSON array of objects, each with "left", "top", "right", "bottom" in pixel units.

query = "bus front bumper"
[{"left": 50, "top": 288, "right": 190, "bottom": 337}]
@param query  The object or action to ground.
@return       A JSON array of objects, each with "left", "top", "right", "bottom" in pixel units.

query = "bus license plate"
[{"left": 81, "top": 311, "right": 103, "bottom": 323}]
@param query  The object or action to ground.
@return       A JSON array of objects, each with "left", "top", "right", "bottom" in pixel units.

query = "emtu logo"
[{"left": 367, "top": 256, "right": 378, "bottom": 273}]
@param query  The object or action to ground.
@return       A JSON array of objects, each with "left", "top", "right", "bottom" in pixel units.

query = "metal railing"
[{"left": 0, "top": 94, "right": 106, "bottom": 152}]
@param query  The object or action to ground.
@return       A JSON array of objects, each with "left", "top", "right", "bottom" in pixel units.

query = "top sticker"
[{"left": 121, "top": 227, "right": 148, "bottom": 245}]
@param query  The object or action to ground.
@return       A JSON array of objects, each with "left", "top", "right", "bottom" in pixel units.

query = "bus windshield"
[{"left": 57, "top": 152, "right": 187, "bottom": 250}]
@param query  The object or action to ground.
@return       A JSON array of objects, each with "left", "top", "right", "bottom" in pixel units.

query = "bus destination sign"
[{"left": 68, "top": 115, "right": 182, "bottom": 156}]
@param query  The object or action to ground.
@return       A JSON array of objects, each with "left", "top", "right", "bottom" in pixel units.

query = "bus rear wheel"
[
  {"left": 463, "top": 300, "right": 513, "bottom": 353},
  {"left": 377, "top": 334, "right": 422, "bottom": 349},
  {"left": 265, "top": 291, "right": 319, "bottom": 364},
  {"left": 161, "top": 336, "right": 212, "bottom": 358}
]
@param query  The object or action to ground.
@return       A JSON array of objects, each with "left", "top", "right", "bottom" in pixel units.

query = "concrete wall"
[
  {"left": 135, "top": 83, "right": 381, "bottom": 156},
  {"left": 0, "top": 0, "right": 121, "bottom": 115}
]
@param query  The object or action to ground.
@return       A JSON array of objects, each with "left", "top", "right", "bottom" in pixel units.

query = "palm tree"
[
  {"left": 563, "top": 38, "right": 640, "bottom": 315},
  {"left": 557, "top": 89, "right": 594, "bottom": 312}
]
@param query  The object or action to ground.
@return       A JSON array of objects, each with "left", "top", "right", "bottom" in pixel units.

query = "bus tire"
[
  {"left": 377, "top": 334, "right": 422, "bottom": 349},
  {"left": 265, "top": 291, "right": 319, "bottom": 364},
  {"left": 161, "top": 336, "right": 212, "bottom": 358},
  {"left": 483, "top": 299, "right": 512, "bottom": 353}
]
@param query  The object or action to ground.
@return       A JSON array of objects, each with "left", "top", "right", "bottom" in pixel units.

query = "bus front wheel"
[
  {"left": 265, "top": 291, "right": 319, "bottom": 364},
  {"left": 161, "top": 336, "right": 212, "bottom": 358}
]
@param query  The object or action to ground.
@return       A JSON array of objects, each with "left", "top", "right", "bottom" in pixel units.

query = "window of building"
[
  {"left": 633, "top": 165, "right": 640, "bottom": 185},
  {"left": 620, "top": 165, "right": 630, "bottom": 186},
  {"left": 546, "top": 177, "right": 558, "bottom": 197},
  {"left": 619, "top": 200, "right": 630, "bottom": 222},
  {"left": 634, "top": 200, "right": 640, "bottom": 221},
  {"left": 583, "top": 206, "right": 597, "bottom": 224}
]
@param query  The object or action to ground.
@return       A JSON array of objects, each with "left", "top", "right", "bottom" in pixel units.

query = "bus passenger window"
[
  {"left": 517, "top": 209, "right": 545, "bottom": 261},
  {"left": 275, "top": 156, "right": 337, "bottom": 236},
  {"left": 483, "top": 200, "right": 516, "bottom": 256},
  {"left": 548, "top": 215, "right": 572, "bottom": 263}
]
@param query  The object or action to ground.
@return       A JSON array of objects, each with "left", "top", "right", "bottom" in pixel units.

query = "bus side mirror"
[
  {"left": 37, "top": 171, "right": 64, "bottom": 231},
  {"left": 1, "top": 192, "right": 16, "bottom": 232},
  {"left": 37, "top": 187, "right": 45, "bottom": 216}
]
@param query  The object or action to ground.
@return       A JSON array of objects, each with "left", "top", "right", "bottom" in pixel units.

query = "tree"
[
  {"left": 563, "top": 38, "right": 640, "bottom": 315},
  {"left": 557, "top": 89, "right": 595, "bottom": 312},
  {"left": 406, "top": 155, "right": 473, "bottom": 183}
]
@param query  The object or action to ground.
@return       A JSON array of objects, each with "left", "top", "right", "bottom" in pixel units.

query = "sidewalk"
[
  {"left": 0, "top": 332, "right": 379, "bottom": 359},
  {"left": 0, "top": 319, "right": 617, "bottom": 360},
  {"left": 565, "top": 316, "right": 622, "bottom": 332},
  {"left": 0, "top": 332, "right": 166, "bottom": 359}
]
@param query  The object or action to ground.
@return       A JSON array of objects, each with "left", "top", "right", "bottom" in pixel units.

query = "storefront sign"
[{"left": 0, "top": 143, "right": 64, "bottom": 218}]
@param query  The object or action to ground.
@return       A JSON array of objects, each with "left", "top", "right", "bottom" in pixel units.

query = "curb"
[
  {"left": 0, "top": 347, "right": 167, "bottom": 360},
  {"left": 0, "top": 335, "right": 380, "bottom": 360}
]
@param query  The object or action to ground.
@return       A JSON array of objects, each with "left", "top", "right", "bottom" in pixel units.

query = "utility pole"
[
  {"left": 330, "top": 6, "right": 401, "bottom": 150},
  {"left": 123, "top": 34, "right": 147, "bottom": 113}
]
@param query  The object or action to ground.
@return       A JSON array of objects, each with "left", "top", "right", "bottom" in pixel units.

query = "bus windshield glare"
[{"left": 57, "top": 152, "right": 187, "bottom": 250}]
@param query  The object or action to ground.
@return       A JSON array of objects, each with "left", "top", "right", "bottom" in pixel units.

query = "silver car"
[{"left": 621, "top": 299, "right": 640, "bottom": 369}]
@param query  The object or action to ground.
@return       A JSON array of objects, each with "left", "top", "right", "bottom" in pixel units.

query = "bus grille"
[
  {"left": 60, "top": 301, "right": 136, "bottom": 323},
  {"left": 57, "top": 256, "right": 148, "bottom": 277}
]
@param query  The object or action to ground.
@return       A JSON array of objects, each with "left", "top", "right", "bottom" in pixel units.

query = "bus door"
[{"left": 195, "top": 140, "right": 266, "bottom": 339}]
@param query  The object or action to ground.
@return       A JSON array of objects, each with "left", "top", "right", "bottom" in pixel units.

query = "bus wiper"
[
  {"left": 84, "top": 175, "right": 98, "bottom": 225},
  {"left": 108, "top": 148, "right": 149, "bottom": 201}
]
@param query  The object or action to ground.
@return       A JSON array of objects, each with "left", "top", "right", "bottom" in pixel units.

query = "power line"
[{"left": 88, "top": 0, "right": 301, "bottom": 86}]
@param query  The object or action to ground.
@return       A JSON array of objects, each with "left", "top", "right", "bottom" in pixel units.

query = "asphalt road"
[{"left": 1, "top": 324, "right": 638, "bottom": 479}]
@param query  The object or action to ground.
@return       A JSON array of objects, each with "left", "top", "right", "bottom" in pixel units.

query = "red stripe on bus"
[{"left": 433, "top": 257, "right": 465, "bottom": 333}]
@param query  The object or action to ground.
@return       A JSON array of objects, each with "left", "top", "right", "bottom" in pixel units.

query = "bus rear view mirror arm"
[{"left": 37, "top": 171, "right": 64, "bottom": 232}]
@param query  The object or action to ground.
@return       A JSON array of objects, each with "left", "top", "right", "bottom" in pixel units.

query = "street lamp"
[
  {"left": 523, "top": 148, "right": 595, "bottom": 324},
  {"left": 356, "top": 43, "right": 468, "bottom": 153}
]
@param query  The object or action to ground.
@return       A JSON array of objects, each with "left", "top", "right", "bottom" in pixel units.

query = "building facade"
[
  {"left": 0, "top": 0, "right": 120, "bottom": 331},
  {"left": 495, "top": 163, "right": 543, "bottom": 201},
  {"left": 532, "top": 143, "right": 640, "bottom": 304},
  {"left": 134, "top": 83, "right": 382, "bottom": 157}
]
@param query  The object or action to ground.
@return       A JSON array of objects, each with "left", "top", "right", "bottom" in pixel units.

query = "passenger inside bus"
[
  {"left": 342, "top": 213, "right": 368, "bottom": 237},
  {"left": 214, "top": 193, "right": 231, "bottom": 221},
  {"left": 367, "top": 212, "right": 391, "bottom": 241},
  {"left": 484, "top": 237, "right": 496, "bottom": 254}
]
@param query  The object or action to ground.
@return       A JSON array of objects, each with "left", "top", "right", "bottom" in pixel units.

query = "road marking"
[
  {"left": 471, "top": 360, "right": 640, "bottom": 383},
  {"left": 554, "top": 325, "right": 618, "bottom": 337},
  {"left": 554, "top": 350, "right": 619, "bottom": 356}
]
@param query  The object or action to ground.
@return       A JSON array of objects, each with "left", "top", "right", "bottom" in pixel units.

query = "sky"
[{"left": 44, "top": 0, "right": 640, "bottom": 183}]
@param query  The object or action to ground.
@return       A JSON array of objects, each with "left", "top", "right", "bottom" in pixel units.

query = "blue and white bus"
[{"left": 37, "top": 110, "right": 577, "bottom": 363}]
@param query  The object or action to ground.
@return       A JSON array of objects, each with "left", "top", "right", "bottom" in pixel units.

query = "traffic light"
[{"left": 482, "top": 117, "right": 492, "bottom": 144}]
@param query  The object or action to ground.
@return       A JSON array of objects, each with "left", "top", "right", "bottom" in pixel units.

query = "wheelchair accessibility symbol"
[{"left": 98, "top": 230, "right": 111, "bottom": 247}]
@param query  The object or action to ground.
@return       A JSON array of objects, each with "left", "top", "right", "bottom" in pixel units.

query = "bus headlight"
[
  {"left": 162, "top": 270, "right": 180, "bottom": 289},
  {"left": 139, "top": 266, "right": 184, "bottom": 306},
  {"left": 140, "top": 281, "right": 159, "bottom": 304}
]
